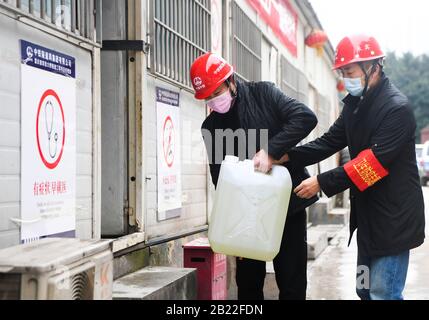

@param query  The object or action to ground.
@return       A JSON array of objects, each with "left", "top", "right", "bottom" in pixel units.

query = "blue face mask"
[{"left": 344, "top": 77, "right": 364, "bottom": 97}]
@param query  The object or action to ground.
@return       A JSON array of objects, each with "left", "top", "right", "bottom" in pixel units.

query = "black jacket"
[
  {"left": 201, "top": 80, "right": 319, "bottom": 215},
  {"left": 289, "top": 73, "right": 425, "bottom": 257}
]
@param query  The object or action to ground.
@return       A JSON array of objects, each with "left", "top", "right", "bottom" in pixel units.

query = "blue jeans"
[{"left": 356, "top": 250, "right": 410, "bottom": 300}]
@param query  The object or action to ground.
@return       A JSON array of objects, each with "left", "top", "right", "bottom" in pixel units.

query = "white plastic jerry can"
[{"left": 208, "top": 156, "right": 293, "bottom": 262}]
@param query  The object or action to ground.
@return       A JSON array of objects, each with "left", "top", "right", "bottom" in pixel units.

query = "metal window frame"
[
  {"left": 261, "top": 35, "right": 279, "bottom": 84},
  {"left": 231, "top": 1, "right": 262, "bottom": 83},
  {"left": 316, "top": 93, "right": 331, "bottom": 134},
  {"left": 297, "top": 71, "right": 309, "bottom": 104},
  {"left": 280, "top": 55, "right": 309, "bottom": 103},
  {"left": 0, "top": 0, "right": 100, "bottom": 45},
  {"left": 148, "top": 0, "right": 212, "bottom": 90},
  {"left": 280, "top": 55, "right": 298, "bottom": 98}
]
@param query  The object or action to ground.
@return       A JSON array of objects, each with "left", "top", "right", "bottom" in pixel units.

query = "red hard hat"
[
  {"left": 333, "top": 35, "right": 385, "bottom": 70},
  {"left": 190, "top": 52, "right": 234, "bottom": 100}
]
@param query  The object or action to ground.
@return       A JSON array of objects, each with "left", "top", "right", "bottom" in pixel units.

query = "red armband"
[{"left": 344, "top": 149, "right": 389, "bottom": 192}]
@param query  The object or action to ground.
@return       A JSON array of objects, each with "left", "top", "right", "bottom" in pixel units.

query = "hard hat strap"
[{"left": 359, "top": 60, "right": 379, "bottom": 98}]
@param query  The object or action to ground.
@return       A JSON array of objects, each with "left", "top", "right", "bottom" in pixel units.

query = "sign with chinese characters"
[
  {"left": 156, "top": 87, "right": 182, "bottom": 221},
  {"left": 246, "top": 0, "right": 298, "bottom": 57},
  {"left": 20, "top": 40, "right": 76, "bottom": 242}
]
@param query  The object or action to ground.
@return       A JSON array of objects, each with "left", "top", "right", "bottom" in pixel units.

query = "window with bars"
[
  {"left": 0, "top": 0, "right": 100, "bottom": 43},
  {"left": 150, "top": 0, "right": 211, "bottom": 89},
  {"left": 231, "top": 1, "right": 261, "bottom": 82},
  {"left": 317, "top": 93, "right": 332, "bottom": 134},
  {"left": 280, "top": 55, "right": 308, "bottom": 104}
]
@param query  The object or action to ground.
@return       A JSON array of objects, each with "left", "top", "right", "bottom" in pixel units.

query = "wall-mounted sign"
[
  {"left": 20, "top": 40, "right": 76, "bottom": 242},
  {"left": 156, "top": 87, "right": 182, "bottom": 221}
]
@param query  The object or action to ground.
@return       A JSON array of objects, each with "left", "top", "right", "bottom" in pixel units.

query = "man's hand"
[
  {"left": 295, "top": 176, "right": 321, "bottom": 199},
  {"left": 253, "top": 150, "right": 274, "bottom": 174}
]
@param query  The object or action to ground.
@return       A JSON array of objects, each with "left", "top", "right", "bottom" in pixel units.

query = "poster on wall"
[
  {"left": 156, "top": 87, "right": 182, "bottom": 221},
  {"left": 20, "top": 40, "right": 76, "bottom": 243},
  {"left": 246, "top": 0, "right": 298, "bottom": 57}
]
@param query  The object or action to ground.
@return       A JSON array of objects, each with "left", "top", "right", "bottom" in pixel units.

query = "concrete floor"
[{"left": 306, "top": 187, "right": 429, "bottom": 300}]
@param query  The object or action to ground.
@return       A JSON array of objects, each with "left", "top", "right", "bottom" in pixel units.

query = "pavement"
[{"left": 306, "top": 187, "right": 429, "bottom": 300}]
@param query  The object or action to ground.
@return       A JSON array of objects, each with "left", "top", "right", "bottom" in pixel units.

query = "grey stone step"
[
  {"left": 328, "top": 207, "right": 350, "bottom": 225},
  {"left": 113, "top": 266, "right": 197, "bottom": 300},
  {"left": 309, "top": 224, "right": 345, "bottom": 242},
  {"left": 309, "top": 196, "right": 349, "bottom": 225},
  {"left": 307, "top": 228, "right": 328, "bottom": 260},
  {"left": 308, "top": 198, "right": 334, "bottom": 225}
]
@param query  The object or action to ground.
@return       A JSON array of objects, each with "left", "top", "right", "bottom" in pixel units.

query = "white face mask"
[
  {"left": 343, "top": 64, "right": 378, "bottom": 97},
  {"left": 206, "top": 90, "right": 233, "bottom": 114},
  {"left": 344, "top": 77, "right": 364, "bottom": 97}
]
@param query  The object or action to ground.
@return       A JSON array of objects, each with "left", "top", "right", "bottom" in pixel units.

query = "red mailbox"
[{"left": 183, "top": 238, "right": 227, "bottom": 300}]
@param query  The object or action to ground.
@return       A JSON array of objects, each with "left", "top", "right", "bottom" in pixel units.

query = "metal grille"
[
  {"left": 317, "top": 93, "right": 331, "bottom": 135},
  {"left": 151, "top": 0, "right": 211, "bottom": 89},
  {"left": 281, "top": 55, "right": 308, "bottom": 104},
  {"left": 71, "top": 271, "right": 93, "bottom": 300},
  {"left": 0, "top": 0, "right": 100, "bottom": 43},
  {"left": 298, "top": 71, "right": 309, "bottom": 105},
  {"left": 231, "top": 1, "right": 261, "bottom": 82}
]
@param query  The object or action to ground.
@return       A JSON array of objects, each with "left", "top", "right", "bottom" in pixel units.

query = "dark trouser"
[{"left": 235, "top": 210, "right": 308, "bottom": 300}]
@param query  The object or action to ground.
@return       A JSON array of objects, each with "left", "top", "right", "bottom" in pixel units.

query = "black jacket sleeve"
[
  {"left": 317, "top": 167, "right": 351, "bottom": 198},
  {"left": 318, "top": 104, "right": 415, "bottom": 197},
  {"left": 288, "top": 112, "right": 348, "bottom": 168},
  {"left": 264, "top": 83, "right": 318, "bottom": 160}
]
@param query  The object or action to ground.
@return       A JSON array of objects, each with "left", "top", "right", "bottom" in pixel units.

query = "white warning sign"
[
  {"left": 20, "top": 40, "right": 76, "bottom": 242},
  {"left": 156, "top": 87, "right": 182, "bottom": 221}
]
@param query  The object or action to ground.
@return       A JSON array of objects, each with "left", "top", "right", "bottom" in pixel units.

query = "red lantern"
[
  {"left": 305, "top": 29, "right": 328, "bottom": 56},
  {"left": 337, "top": 79, "right": 345, "bottom": 93}
]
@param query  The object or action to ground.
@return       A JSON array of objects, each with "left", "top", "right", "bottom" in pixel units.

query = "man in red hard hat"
[
  {"left": 286, "top": 35, "right": 425, "bottom": 300},
  {"left": 191, "top": 52, "right": 318, "bottom": 300}
]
